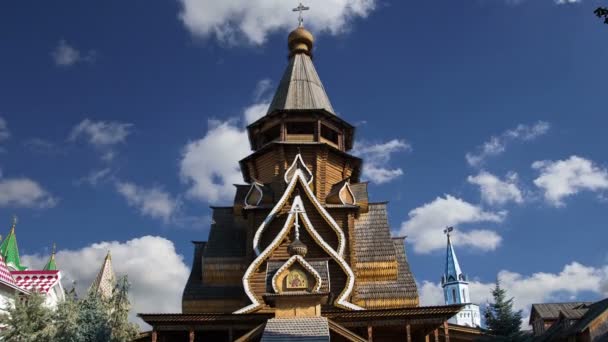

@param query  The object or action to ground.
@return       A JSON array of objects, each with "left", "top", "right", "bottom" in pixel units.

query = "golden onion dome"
[{"left": 288, "top": 26, "right": 314, "bottom": 56}]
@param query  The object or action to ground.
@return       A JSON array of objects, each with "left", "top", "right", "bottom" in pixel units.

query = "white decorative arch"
[
  {"left": 235, "top": 190, "right": 362, "bottom": 313},
  {"left": 252, "top": 169, "right": 345, "bottom": 256},
  {"left": 284, "top": 153, "right": 313, "bottom": 185},
  {"left": 244, "top": 181, "right": 264, "bottom": 207},
  {"left": 271, "top": 255, "right": 322, "bottom": 294},
  {"left": 338, "top": 181, "right": 356, "bottom": 205}
]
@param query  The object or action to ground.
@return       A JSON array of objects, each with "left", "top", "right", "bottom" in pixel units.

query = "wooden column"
[
  {"left": 443, "top": 321, "right": 450, "bottom": 342},
  {"left": 151, "top": 330, "right": 157, "bottom": 342},
  {"left": 188, "top": 328, "right": 195, "bottom": 342},
  {"left": 405, "top": 323, "right": 412, "bottom": 342},
  {"left": 367, "top": 325, "right": 373, "bottom": 342},
  {"left": 433, "top": 329, "right": 439, "bottom": 342},
  {"left": 229, "top": 328, "right": 234, "bottom": 341}
]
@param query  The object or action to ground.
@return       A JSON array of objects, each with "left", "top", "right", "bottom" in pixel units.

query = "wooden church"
[{"left": 139, "top": 14, "right": 480, "bottom": 342}]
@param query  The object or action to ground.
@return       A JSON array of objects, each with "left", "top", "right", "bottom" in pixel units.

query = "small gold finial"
[{"left": 288, "top": 2, "right": 313, "bottom": 56}]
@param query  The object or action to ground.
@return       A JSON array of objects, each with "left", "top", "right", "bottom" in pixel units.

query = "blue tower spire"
[
  {"left": 444, "top": 227, "right": 464, "bottom": 283},
  {"left": 441, "top": 226, "right": 481, "bottom": 327}
]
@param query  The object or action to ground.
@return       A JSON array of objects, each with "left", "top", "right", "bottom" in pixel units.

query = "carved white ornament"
[
  {"left": 271, "top": 255, "right": 322, "bottom": 293},
  {"left": 235, "top": 172, "right": 362, "bottom": 313},
  {"left": 284, "top": 153, "right": 313, "bottom": 185},
  {"left": 244, "top": 181, "right": 264, "bottom": 207}
]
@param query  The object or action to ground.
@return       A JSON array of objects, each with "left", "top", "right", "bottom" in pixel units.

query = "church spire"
[
  {"left": 0, "top": 216, "right": 27, "bottom": 271},
  {"left": 441, "top": 227, "right": 482, "bottom": 327},
  {"left": 43, "top": 243, "right": 58, "bottom": 271},
  {"left": 444, "top": 227, "right": 463, "bottom": 283},
  {"left": 265, "top": 3, "right": 335, "bottom": 116},
  {"left": 89, "top": 250, "right": 116, "bottom": 299}
]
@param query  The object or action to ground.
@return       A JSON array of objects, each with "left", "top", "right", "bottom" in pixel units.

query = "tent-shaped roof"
[
  {"left": 43, "top": 244, "right": 57, "bottom": 271},
  {"left": 89, "top": 251, "right": 115, "bottom": 299},
  {"left": 265, "top": 27, "right": 335, "bottom": 116},
  {"left": 0, "top": 222, "right": 27, "bottom": 271}
]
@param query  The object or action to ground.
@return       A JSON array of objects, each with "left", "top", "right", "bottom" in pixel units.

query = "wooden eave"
[
  {"left": 238, "top": 141, "right": 362, "bottom": 184},
  {"left": 246, "top": 109, "right": 356, "bottom": 150}
]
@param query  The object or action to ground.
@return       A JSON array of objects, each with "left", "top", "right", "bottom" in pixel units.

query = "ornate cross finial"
[
  {"left": 289, "top": 201, "right": 306, "bottom": 240},
  {"left": 444, "top": 226, "right": 454, "bottom": 237},
  {"left": 11, "top": 215, "right": 17, "bottom": 228},
  {"left": 52, "top": 243, "right": 56, "bottom": 255},
  {"left": 293, "top": 2, "right": 310, "bottom": 27}
]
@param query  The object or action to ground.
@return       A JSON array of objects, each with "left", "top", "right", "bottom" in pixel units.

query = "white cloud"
[
  {"left": 253, "top": 78, "right": 273, "bottom": 101},
  {"left": 0, "top": 178, "right": 57, "bottom": 208},
  {"left": 51, "top": 40, "right": 95, "bottom": 67},
  {"left": 77, "top": 168, "right": 112, "bottom": 186},
  {"left": 178, "top": 0, "right": 377, "bottom": 45},
  {"left": 532, "top": 155, "right": 608, "bottom": 206},
  {"left": 353, "top": 139, "right": 410, "bottom": 184},
  {"left": 179, "top": 79, "right": 271, "bottom": 204},
  {"left": 468, "top": 171, "right": 523, "bottom": 206},
  {"left": 466, "top": 121, "right": 550, "bottom": 167},
  {"left": 243, "top": 102, "right": 270, "bottom": 124},
  {"left": 179, "top": 119, "right": 251, "bottom": 203},
  {"left": 0, "top": 117, "right": 10, "bottom": 142},
  {"left": 22, "top": 236, "right": 190, "bottom": 328},
  {"left": 116, "top": 182, "right": 181, "bottom": 223},
  {"left": 420, "top": 262, "right": 608, "bottom": 327},
  {"left": 70, "top": 119, "right": 132, "bottom": 147},
  {"left": 399, "top": 195, "right": 505, "bottom": 254},
  {"left": 69, "top": 119, "right": 132, "bottom": 162},
  {"left": 23, "top": 138, "right": 63, "bottom": 155},
  {"left": 555, "top": 0, "right": 581, "bottom": 4}
]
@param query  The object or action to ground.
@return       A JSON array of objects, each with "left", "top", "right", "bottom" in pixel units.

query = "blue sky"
[{"left": 1, "top": 0, "right": 607, "bottom": 324}]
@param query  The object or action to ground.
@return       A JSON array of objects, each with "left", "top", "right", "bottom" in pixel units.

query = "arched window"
[
  {"left": 452, "top": 289, "right": 457, "bottom": 303},
  {"left": 462, "top": 289, "right": 466, "bottom": 302}
]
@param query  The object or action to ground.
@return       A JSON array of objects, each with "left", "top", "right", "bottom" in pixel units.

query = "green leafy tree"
[
  {"left": 109, "top": 275, "right": 139, "bottom": 342},
  {"left": 54, "top": 289, "right": 83, "bottom": 342},
  {"left": 0, "top": 292, "right": 56, "bottom": 342},
  {"left": 78, "top": 293, "right": 111, "bottom": 342},
  {"left": 484, "top": 281, "right": 524, "bottom": 341}
]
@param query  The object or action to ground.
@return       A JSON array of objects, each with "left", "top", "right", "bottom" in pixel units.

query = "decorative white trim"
[
  {"left": 284, "top": 153, "right": 313, "bottom": 185},
  {"left": 252, "top": 169, "right": 346, "bottom": 257},
  {"left": 271, "top": 255, "right": 322, "bottom": 293},
  {"left": 297, "top": 202, "right": 362, "bottom": 310},
  {"left": 244, "top": 181, "right": 264, "bottom": 207},
  {"left": 236, "top": 189, "right": 362, "bottom": 314},
  {"left": 338, "top": 181, "right": 356, "bottom": 205}
]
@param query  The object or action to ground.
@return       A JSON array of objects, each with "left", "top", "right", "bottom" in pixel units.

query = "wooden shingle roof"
[
  {"left": 353, "top": 202, "right": 397, "bottom": 264},
  {"left": 529, "top": 302, "right": 592, "bottom": 324},
  {"left": 261, "top": 317, "right": 330, "bottom": 342},
  {"left": 266, "top": 53, "right": 335, "bottom": 116},
  {"left": 204, "top": 207, "right": 247, "bottom": 258}
]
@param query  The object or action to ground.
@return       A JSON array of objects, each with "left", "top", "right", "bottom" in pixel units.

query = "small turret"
[
  {"left": 43, "top": 243, "right": 58, "bottom": 271},
  {"left": 0, "top": 216, "right": 27, "bottom": 271},
  {"left": 441, "top": 227, "right": 481, "bottom": 327}
]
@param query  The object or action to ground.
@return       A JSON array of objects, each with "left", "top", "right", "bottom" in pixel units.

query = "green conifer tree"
[
  {"left": 78, "top": 292, "right": 111, "bottom": 342},
  {"left": 484, "top": 281, "right": 524, "bottom": 341},
  {"left": 54, "top": 288, "right": 83, "bottom": 342},
  {"left": 0, "top": 292, "right": 56, "bottom": 342},
  {"left": 109, "top": 275, "right": 139, "bottom": 342}
]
